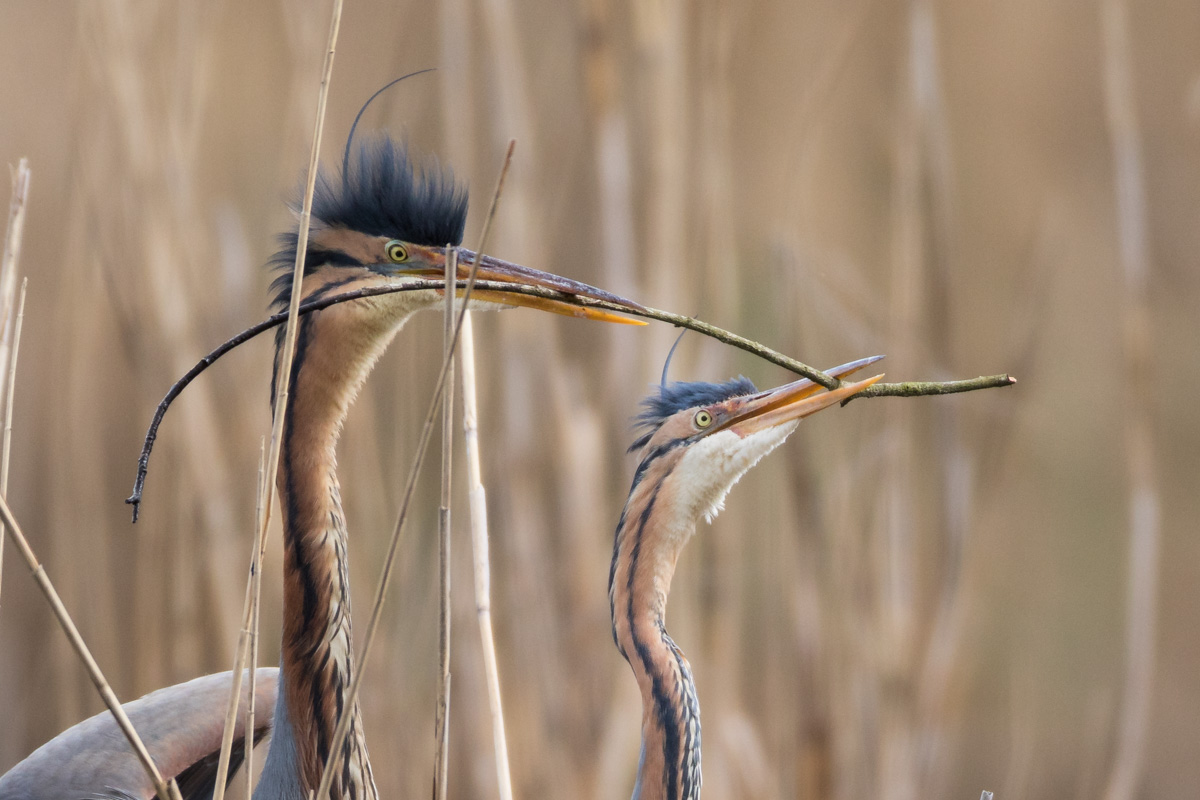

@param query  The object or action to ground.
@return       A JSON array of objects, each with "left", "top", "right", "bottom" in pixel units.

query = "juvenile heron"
[
  {"left": 610, "top": 358, "right": 882, "bottom": 800},
  {"left": 0, "top": 135, "right": 642, "bottom": 800}
]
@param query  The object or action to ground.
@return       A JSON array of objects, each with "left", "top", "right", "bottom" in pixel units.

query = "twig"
[
  {"left": 126, "top": 282, "right": 1014, "bottom": 515},
  {"left": 1100, "top": 2, "right": 1159, "bottom": 799},
  {"left": 315, "top": 139, "right": 517, "bottom": 800},
  {"left": 843, "top": 373, "right": 1015, "bottom": 403},
  {"left": 459, "top": 309, "right": 515, "bottom": 800},
  {"left": 432, "top": 246, "right": 457, "bottom": 800},
  {"left": 0, "top": 493, "right": 183, "bottom": 800},
  {"left": 0, "top": 279, "right": 26, "bottom": 604},
  {"left": 211, "top": 1, "right": 345, "bottom": 797}
]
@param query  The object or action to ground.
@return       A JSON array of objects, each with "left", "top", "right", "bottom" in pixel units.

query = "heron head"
[
  {"left": 270, "top": 135, "right": 643, "bottom": 325},
  {"left": 629, "top": 361, "right": 884, "bottom": 525}
]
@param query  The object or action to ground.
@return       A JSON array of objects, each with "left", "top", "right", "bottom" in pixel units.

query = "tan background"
[{"left": 1, "top": 1, "right": 1197, "bottom": 798}]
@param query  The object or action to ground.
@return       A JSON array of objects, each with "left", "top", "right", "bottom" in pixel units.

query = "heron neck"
[
  {"left": 262, "top": 306, "right": 403, "bottom": 800},
  {"left": 610, "top": 483, "right": 702, "bottom": 800}
]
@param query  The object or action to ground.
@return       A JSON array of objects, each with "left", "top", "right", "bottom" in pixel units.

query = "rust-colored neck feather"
[
  {"left": 268, "top": 286, "right": 406, "bottom": 800},
  {"left": 609, "top": 452, "right": 702, "bottom": 800}
]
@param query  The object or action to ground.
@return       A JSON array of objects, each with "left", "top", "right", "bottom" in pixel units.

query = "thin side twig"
[
  {"left": 315, "top": 139, "right": 517, "bottom": 800},
  {"left": 459, "top": 309, "right": 515, "bottom": 800},
  {"left": 211, "top": 1, "right": 345, "bottom": 797},
  {"left": 0, "top": 279, "right": 26, "bottom": 604},
  {"left": 0, "top": 493, "right": 183, "bottom": 800},
  {"left": 126, "top": 281, "right": 1015, "bottom": 515},
  {"left": 432, "top": 246, "right": 457, "bottom": 800}
]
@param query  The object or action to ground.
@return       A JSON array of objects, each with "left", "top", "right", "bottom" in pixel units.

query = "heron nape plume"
[
  {"left": 0, "top": 134, "right": 644, "bottom": 800},
  {"left": 609, "top": 357, "right": 883, "bottom": 800}
]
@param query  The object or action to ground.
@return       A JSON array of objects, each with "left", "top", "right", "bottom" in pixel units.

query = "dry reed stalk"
[
  {"left": 692, "top": 10, "right": 746, "bottom": 789},
  {"left": 210, "top": 587, "right": 256, "bottom": 798},
  {"left": 0, "top": 276, "right": 25, "bottom": 611},
  {"left": 0, "top": 271, "right": 25, "bottom": 606},
  {"left": 438, "top": 0, "right": 475, "bottom": 178},
  {"left": 211, "top": 2, "right": 345, "bottom": 797},
  {"left": 315, "top": 141, "right": 516, "bottom": 800},
  {"left": 1100, "top": 2, "right": 1159, "bottom": 799},
  {"left": 0, "top": 276, "right": 26, "bottom": 608},
  {"left": 0, "top": 161, "right": 29, "bottom": 394},
  {"left": 580, "top": 0, "right": 641, "bottom": 401},
  {"left": 432, "top": 246, "right": 457, "bottom": 800},
  {"left": 0, "top": 491, "right": 183, "bottom": 800},
  {"left": 245, "top": 437, "right": 268, "bottom": 799},
  {"left": 475, "top": 5, "right": 570, "bottom": 786},
  {"left": 84, "top": 5, "right": 242, "bottom": 670},
  {"left": 458, "top": 309, "right": 515, "bottom": 800},
  {"left": 211, "top": 442, "right": 274, "bottom": 800},
  {"left": 0, "top": 160, "right": 30, "bottom": 605},
  {"left": 632, "top": 0, "right": 689, "bottom": 365},
  {"left": 0, "top": 279, "right": 26, "bottom": 548},
  {"left": 875, "top": 4, "right": 931, "bottom": 796},
  {"left": 905, "top": 3, "right": 973, "bottom": 793}
]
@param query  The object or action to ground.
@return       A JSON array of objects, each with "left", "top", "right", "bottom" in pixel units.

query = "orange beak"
[
  {"left": 716, "top": 356, "right": 886, "bottom": 437},
  {"left": 440, "top": 247, "right": 647, "bottom": 325}
]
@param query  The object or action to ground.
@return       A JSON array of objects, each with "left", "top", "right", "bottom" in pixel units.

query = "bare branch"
[{"left": 127, "top": 281, "right": 1015, "bottom": 516}]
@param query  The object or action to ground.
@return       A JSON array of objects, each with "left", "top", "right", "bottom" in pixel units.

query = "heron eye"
[
  {"left": 385, "top": 240, "right": 409, "bottom": 263},
  {"left": 694, "top": 410, "right": 713, "bottom": 428}
]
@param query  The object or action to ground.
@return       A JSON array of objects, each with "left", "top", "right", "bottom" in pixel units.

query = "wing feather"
[{"left": 0, "top": 669, "right": 278, "bottom": 800}]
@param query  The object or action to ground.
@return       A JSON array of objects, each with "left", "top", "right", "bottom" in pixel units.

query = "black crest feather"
[
  {"left": 269, "top": 135, "right": 468, "bottom": 310},
  {"left": 628, "top": 377, "right": 758, "bottom": 452}
]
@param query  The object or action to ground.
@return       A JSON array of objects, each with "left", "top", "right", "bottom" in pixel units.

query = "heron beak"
[
  {"left": 451, "top": 248, "right": 647, "bottom": 325},
  {"left": 721, "top": 361, "right": 886, "bottom": 437}
]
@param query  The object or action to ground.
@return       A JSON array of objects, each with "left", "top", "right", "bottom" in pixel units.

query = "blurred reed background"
[{"left": 1, "top": 1, "right": 1198, "bottom": 798}]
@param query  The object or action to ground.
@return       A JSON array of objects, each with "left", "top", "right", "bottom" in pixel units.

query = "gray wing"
[{"left": 0, "top": 668, "right": 278, "bottom": 800}]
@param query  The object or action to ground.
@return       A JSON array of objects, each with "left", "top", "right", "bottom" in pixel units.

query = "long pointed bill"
[
  {"left": 749, "top": 355, "right": 887, "bottom": 402},
  {"left": 724, "top": 372, "right": 884, "bottom": 437},
  {"left": 455, "top": 248, "right": 646, "bottom": 325}
]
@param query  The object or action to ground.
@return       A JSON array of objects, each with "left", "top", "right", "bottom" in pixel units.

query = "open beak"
[
  {"left": 446, "top": 248, "right": 646, "bottom": 325},
  {"left": 720, "top": 356, "right": 886, "bottom": 437}
]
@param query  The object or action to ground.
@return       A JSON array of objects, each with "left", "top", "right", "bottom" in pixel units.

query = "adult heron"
[
  {"left": 609, "top": 358, "right": 882, "bottom": 800},
  {"left": 0, "top": 135, "right": 642, "bottom": 800}
]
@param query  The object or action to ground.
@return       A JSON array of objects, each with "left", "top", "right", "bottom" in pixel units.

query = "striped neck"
[
  {"left": 609, "top": 471, "right": 703, "bottom": 800},
  {"left": 259, "top": 297, "right": 407, "bottom": 800}
]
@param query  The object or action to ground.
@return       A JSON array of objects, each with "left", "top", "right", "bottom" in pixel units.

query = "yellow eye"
[
  {"left": 385, "top": 240, "right": 409, "bottom": 263},
  {"left": 694, "top": 410, "right": 713, "bottom": 428}
]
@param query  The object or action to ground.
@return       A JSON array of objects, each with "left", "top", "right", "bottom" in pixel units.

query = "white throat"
[{"left": 670, "top": 422, "right": 799, "bottom": 525}]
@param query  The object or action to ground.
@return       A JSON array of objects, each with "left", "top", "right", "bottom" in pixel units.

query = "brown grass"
[{"left": 2, "top": 2, "right": 1198, "bottom": 799}]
